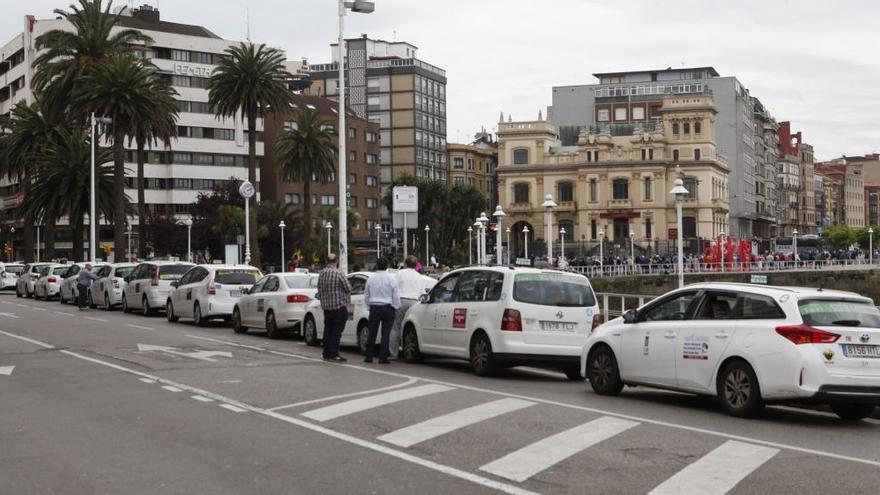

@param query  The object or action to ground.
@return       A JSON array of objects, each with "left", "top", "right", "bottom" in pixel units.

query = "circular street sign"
[{"left": 239, "top": 180, "right": 255, "bottom": 199}]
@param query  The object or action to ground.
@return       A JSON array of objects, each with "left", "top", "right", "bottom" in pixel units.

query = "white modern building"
[{"left": 0, "top": 4, "right": 264, "bottom": 255}]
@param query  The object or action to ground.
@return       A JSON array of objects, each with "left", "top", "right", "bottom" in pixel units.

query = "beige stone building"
[
  {"left": 446, "top": 131, "right": 498, "bottom": 210},
  {"left": 497, "top": 93, "right": 730, "bottom": 257},
  {"left": 816, "top": 160, "right": 865, "bottom": 229}
]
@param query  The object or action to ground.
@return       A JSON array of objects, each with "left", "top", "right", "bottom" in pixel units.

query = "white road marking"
[
  {"left": 0, "top": 365, "right": 14, "bottom": 376},
  {"left": 219, "top": 404, "right": 247, "bottom": 413},
  {"left": 15, "top": 304, "right": 28, "bottom": 308},
  {"left": 0, "top": 312, "right": 20, "bottom": 319},
  {"left": 161, "top": 385, "right": 183, "bottom": 393},
  {"left": 186, "top": 334, "right": 265, "bottom": 351},
  {"left": 54, "top": 311, "right": 74, "bottom": 317},
  {"left": 125, "top": 323, "right": 154, "bottom": 331},
  {"left": 648, "top": 440, "right": 779, "bottom": 495},
  {"left": 1, "top": 300, "right": 11, "bottom": 304},
  {"left": 480, "top": 416, "right": 639, "bottom": 482},
  {"left": 268, "top": 377, "right": 419, "bottom": 412},
  {"left": 57, "top": 350, "right": 537, "bottom": 495},
  {"left": 138, "top": 378, "right": 156, "bottom": 384},
  {"left": 191, "top": 395, "right": 214, "bottom": 403},
  {"left": 136, "top": 343, "right": 231, "bottom": 362},
  {"left": 84, "top": 316, "right": 108, "bottom": 323},
  {"left": 31, "top": 307, "right": 46, "bottom": 312},
  {"left": 771, "top": 405, "right": 880, "bottom": 425},
  {"left": 379, "top": 398, "right": 536, "bottom": 448},
  {"left": 219, "top": 379, "right": 242, "bottom": 383},
  {"left": 0, "top": 330, "right": 54, "bottom": 349},
  {"left": 301, "top": 384, "right": 454, "bottom": 422}
]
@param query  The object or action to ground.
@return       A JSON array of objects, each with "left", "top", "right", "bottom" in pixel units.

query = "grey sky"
[{"left": 5, "top": 0, "right": 880, "bottom": 160}]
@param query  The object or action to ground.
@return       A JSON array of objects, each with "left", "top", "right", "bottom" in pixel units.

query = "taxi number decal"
[{"left": 453, "top": 308, "right": 467, "bottom": 328}]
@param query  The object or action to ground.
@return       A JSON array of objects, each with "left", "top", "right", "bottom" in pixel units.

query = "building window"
[
  {"left": 283, "top": 121, "right": 298, "bottom": 131},
  {"left": 321, "top": 195, "right": 336, "bottom": 206},
  {"left": 683, "top": 122, "right": 690, "bottom": 134},
  {"left": 320, "top": 124, "right": 335, "bottom": 132},
  {"left": 349, "top": 196, "right": 357, "bottom": 207},
  {"left": 558, "top": 220, "right": 574, "bottom": 240},
  {"left": 349, "top": 173, "right": 357, "bottom": 184},
  {"left": 366, "top": 153, "right": 378, "bottom": 164},
  {"left": 694, "top": 122, "right": 701, "bottom": 134},
  {"left": 453, "top": 176, "right": 465, "bottom": 186},
  {"left": 597, "top": 109, "right": 610, "bottom": 122},
  {"left": 591, "top": 219, "right": 597, "bottom": 239},
  {"left": 672, "top": 123, "right": 679, "bottom": 135},
  {"left": 632, "top": 107, "right": 645, "bottom": 120},
  {"left": 645, "top": 218, "right": 652, "bottom": 238},
  {"left": 694, "top": 148, "right": 701, "bottom": 160},
  {"left": 612, "top": 179, "right": 629, "bottom": 200},
  {"left": 348, "top": 127, "right": 356, "bottom": 139},
  {"left": 366, "top": 176, "right": 378, "bottom": 187},
  {"left": 641, "top": 148, "right": 654, "bottom": 160},
  {"left": 614, "top": 107, "right": 627, "bottom": 121},
  {"left": 683, "top": 178, "right": 697, "bottom": 199},
  {"left": 513, "top": 183, "right": 529, "bottom": 203},
  {"left": 644, "top": 177, "right": 653, "bottom": 201},
  {"left": 557, "top": 181, "right": 573, "bottom": 202},
  {"left": 366, "top": 198, "right": 378, "bottom": 209},
  {"left": 365, "top": 131, "right": 377, "bottom": 143},
  {"left": 513, "top": 149, "right": 529, "bottom": 165},
  {"left": 348, "top": 151, "right": 356, "bottom": 162},
  {"left": 453, "top": 157, "right": 464, "bottom": 169},
  {"left": 284, "top": 193, "right": 301, "bottom": 205},
  {"left": 312, "top": 194, "right": 317, "bottom": 205},
  {"left": 673, "top": 149, "right": 680, "bottom": 161},
  {"left": 589, "top": 179, "right": 598, "bottom": 202},
  {"left": 682, "top": 217, "right": 697, "bottom": 238}
]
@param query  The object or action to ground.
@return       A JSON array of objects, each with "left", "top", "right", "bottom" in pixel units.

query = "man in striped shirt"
[{"left": 317, "top": 254, "right": 351, "bottom": 362}]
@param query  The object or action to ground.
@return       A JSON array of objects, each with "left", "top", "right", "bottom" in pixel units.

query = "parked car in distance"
[
  {"left": 581, "top": 282, "right": 880, "bottom": 420},
  {"left": 16, "top": 262, "right": 53, "bottom": 298},
  {"left": 58, "top": 262, "right": 107, "bottom": 305},
  {"left": 90, "top": 263, "right": 136, "bottom": 310},
  {"left": 232, "top": 271, "right": 319, "bottom": 338},
  {"left": 33, "top": 264, "right": 71, "bottom": 300},
  {"left": 0, "top": 263, "right": 25, "bottom": 291},
  {"left": 122, "top": 261, "right": 194, "bottom": 315},
  {"left": 167, "top": 264, "right": 261, "bottom": 326}
]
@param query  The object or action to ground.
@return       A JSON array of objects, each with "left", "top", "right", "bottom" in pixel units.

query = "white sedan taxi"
[
  {"left": 91, "top": 263, "right": 136, "bottom": 310},
  {"left": 58, "top": 262, "right": 107, "bottom": 305},
  {"left": 0, "top": 263, "right": 25, "bottom": 291},
  {"left": 166, "top": 264, "right": 261, "bottom": 326},
  {"left": 402, "top": 266, "right": 601, "bottom": 378},
  {"left": 33, "top": 264, "right": 70, "bottom": 300},
  {"left": 232, "top": 271, "right": 319, "bottom": 338},
  {"left": 16, "top": 263, "right": 53, "bottom": 298},
  {"left": 581, "top": 282, "right": 880, "bottom": 420}
]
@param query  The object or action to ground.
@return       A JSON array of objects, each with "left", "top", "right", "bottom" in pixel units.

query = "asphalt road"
[{"left": 1, "top": 291, "right": 879, "bottom": 495}]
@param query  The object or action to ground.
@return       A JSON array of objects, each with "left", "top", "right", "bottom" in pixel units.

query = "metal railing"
[
  {"left": 572, "top": 259, "right": 879, "bottom": 279},
  {"left": 595, "top": 292, "right": 657, "bottom": 321}
]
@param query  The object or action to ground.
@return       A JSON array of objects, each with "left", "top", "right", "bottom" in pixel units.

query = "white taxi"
[
  {"left": 0, "top": 263, "right": 25, "bottom": 291},
  {"left": 581, "top": 282, "right": 880, "bottom": 420},
  {"left": 90, "top": 263, "right": 136, "bottom": 310},
  {"left": 122, "top": 261, "right": 194, "bottom": 315},
  {"left": 402, "top": 266, "right": 602, "bottom": 378},
  {"left": 16, "top": 262, "right": 53, "bottom": 298},
  {"left": 232, "top": 271, "right": 319, "bottom": 338},
  {"left": 58, "top": 262, "right": 107, "bottom": 305},
  {"left": 166, "top": 264, "right": 261, "bottom": 326},
  {"left": 33, "top": 264, "right": 71, "bottom": 300}
]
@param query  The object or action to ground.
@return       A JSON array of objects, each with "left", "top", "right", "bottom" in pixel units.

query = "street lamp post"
[
  {"left": 629, "top": 230, "right": 635, "bottom": 262},
  {"left": 719, "top": 231, "right": 726, "bottom": 273},
  {"left": 479, "top": 212, "right": 489, "bottom": 264},
  {"left": 325, "top": 221, "right": 333, "bottom": 258},
  {"left": 375, "top": 223, "right": 382, "bottom": 264},
  {"left": 239, "top": 181, "right": 255, "bottom": 265},
  {"left": 473, "top": 219, "right": 483, "bottom": 265},
  {"left": 523, "top": 225, "right": 530, "bottom": 259},
  {"left": 36, "top": 225, "right": 40, "bottom": 262},
  {"left": 792, "top": 228, "right": 799, "bottom": 267},
  {"left": 493, "top": 205, "right": 506, "bottom": 266},
  {"left": 89, "top": 113, "right": 111, "bottom": 262},
  {"left": 424, "top": 225, "right": 430, "bottom": 266},
  {"left": 467, "top": 226, "right": 473, "bottom": 265},
  {"left": 505, "top": 227, "right": 511, "bottom": 265},
  {"left": 870, "top": 227, "right": 874, "bottom": 265},
  {"left": 127, "top": 224, "right": 132, "bottom": 263},
  {"left": 670, "top": 178, "right": 689, "bottom": 288},
  {"left": 559, "top": 227, "right": 566, "bottom": 266},
  {"left": 336, "top": 0, "right": 375, "bottom": 274},
  {"left": 279, "top": 220, "right": 287, "bottom": 271},
  {"left": 598, "top": 230, "right": 605, "bottom": 271},
  {"left": 542, "top": 194, "right": 557, "bottom": 263},
  {"left": 182, "top": 217, "right": 193, "bottom": 263}
]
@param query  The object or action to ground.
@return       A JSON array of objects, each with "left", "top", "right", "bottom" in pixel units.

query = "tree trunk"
[
  {"left": 112, "top": 126, "right": 126, "bottom": 263},
  {"left": 73, "top": 212, "right": 85, "bottom": 262},
  {"left": 303, "top": 179, "right": 311, "bottom": 239},
  {"left": 44, "top": 222, "right": 56, "bottom": 261},
  {"left": 137, "top": 137, "right": 146, "bottom": 259},
  {"left": 20, "top": 174, "right": 34, "bottom": 262},
  {"left": 247, "top": 110, "right": 260, "bottom": 267}
]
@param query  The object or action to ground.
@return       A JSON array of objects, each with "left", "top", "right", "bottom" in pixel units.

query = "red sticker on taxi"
[{"left": 453, "top": 308, "right": 467, "bottom": 328}]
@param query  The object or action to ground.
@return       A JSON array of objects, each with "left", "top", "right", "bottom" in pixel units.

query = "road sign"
[
  {"left": 137, "top": 344, "right": 232, "bottom": 362},
  {"left": 392, "top": 186, "right": 418, "bottom": 213}
]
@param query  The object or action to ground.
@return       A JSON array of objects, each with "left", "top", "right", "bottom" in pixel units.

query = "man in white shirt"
[
  {"left": 364, "top": 258, "right": 400, "bottom": 363},
  {"left": 389, "top": 255, "right": 429, "bottom": 359}
]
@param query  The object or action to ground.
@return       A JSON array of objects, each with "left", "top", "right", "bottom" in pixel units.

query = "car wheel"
[
  {"left": 142, "top": 296, "right": 154, "bottom": 317},
  {"left": 26, "top": 286, "right": 33, "bottom": 298},
  {"left": 166, "top": 300, "right": 179, "bottom": 323},
  {"left": 103, "top": 293, "right": 112, "bottom": 311},
  {"left": 303, "top": 316, "right": 319, "bottom": 347},
  {"left": 357, "top": 321, "right": 370, "bottom": 355},
  {"left": 193, "top": 303, "right": 205, "bottom": 327},
  {"left": 402, "top": 326, "right": 422, "bottom": 363},
  {"left": 470, "top": 332, "right": 498, "bottom": 377},
  {"left": 232, "top": 307, "right": 248, "bottom": 334},
  {"left": 122, "top": 294, "right": 131, "bottom": 313},
  {"left": 16, "top": 286, "right": 22, "bottom": 298},
  {"left": 587, "top": 346, "right": 624, "bottom": 395},
  {"left": 88, "top": 290, "right": 96, "bottom": 308},
  {"left": 717, "top": 360, "right": 764, "bottom": 418},
  {"left": 830, "top": 404, "right": 875, "bottom": 421},
  {"left": 563, "top": 365, "right": 583, "bottom": 381},
  {"left": 266, "top": 310, "right": 282, "bottom": 339}
]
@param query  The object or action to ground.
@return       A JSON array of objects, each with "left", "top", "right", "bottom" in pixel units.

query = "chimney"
[{"left": 133, "top": 4, "right": 160, "bottom": 22}]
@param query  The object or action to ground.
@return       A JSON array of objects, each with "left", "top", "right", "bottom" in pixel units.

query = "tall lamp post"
[
  {"left": 542, "top": 194, "right": 557, "bottom": 263},
  {"left": 182, "top": 217, "right": 193, "bottom": 263},
  {"left": 89, "top": 113, "right": 112, "bottom": 262},
  {"left": 239, "top": 180, "right": 255, "bottom": 265},
  {"left": 493, "top": 205, "right": 506, "bottom": 266},
  {"left": 375, "top": 223, "right": 382, "bottom": 263},
  {"left": 336, "top": 0, "right": 376, "bottom": 274},
  {"left": 126, "top": 224, "right": 132, "bottom": 263},
  {"left": 473, "top": 219, "right": 484, "bottom": 265},
  {"left": 523, "top": 225, "right": 530, "bottom": 259},
  {"left": 559, "top": 227, "right": 566, "bottom": 265},
  {"left": 279, "top": 220, "right": 287, "bottom": 271},
  {"left": 36, "top": 226, "right": 40, "bottom": 262},
  {"left": 505, "top": 227, "right": 511, "bottom": 265},
  {"left": 629, "top": 230, "right": 635, "bottom": 262},
  {"left": 467, "top": 226, "right": 473, "bottom": 265},
  {"left": 479, "top": 212, "right": 489, "bottom": 264},
  {"left": 792, "top": 228, "right": 799, "bottom": 267},
  {"left": 870, "top": 227, "right": 874, "bottom": 265},
  {"left": 670, "top": 178, "right": 689, "bottom": 288},
  {"left": 424, "top": 225, "right": 430, "bottom": 266},
  {"left": 325, "top": 221, "right": 333, "bottom": 258},
  {"left": 719, "top": 230, "right": 726, "bottom": 273},
  {"left": 598, "top": 230, "right": 605, "bottom": 269}
]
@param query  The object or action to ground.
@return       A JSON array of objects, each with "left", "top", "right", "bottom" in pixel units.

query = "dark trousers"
[
  {"left": 365, "top": 304, "right": 395, "bottom": 360},
  {"left": 77, "top": 284, "right": 90, "bottom": 308},
  {"left": 322, "top": 307, "right": 348, "bottom": 358}
]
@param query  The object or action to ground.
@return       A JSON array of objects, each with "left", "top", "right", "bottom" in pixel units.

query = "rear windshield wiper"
[{"left": 831, "top": 320, "right": 862, "bottom": 327}]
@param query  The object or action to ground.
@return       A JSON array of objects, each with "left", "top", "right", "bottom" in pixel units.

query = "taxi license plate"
[
  {"left": 538, "top": 321, "right": 577, "bottom": 332},
  {"left": 841, "top": 344, "right": 880, "bottom": 359},
  {"left": 228, "top": 290, "right": 240, "bottom": 297}
]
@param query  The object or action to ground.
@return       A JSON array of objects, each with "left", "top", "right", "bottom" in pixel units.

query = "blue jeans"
[
  {"left": 365, "top": 305, "right": 395, "bottom": 360},
  {"left": 322, "top": 307, "right": 348, "bottom": 358}
]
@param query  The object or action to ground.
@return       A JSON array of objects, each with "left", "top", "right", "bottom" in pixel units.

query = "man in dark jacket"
[{"left": 76, "top": 264, "right": 99, "bottom": 310}]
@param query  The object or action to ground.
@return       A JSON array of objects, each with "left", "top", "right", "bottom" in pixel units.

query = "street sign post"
[{"left": 393, "top": 186, "right": 419, "bottom": 259}]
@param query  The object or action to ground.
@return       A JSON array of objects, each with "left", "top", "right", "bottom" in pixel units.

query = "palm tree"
[
  {"left": 208, "top": 42, "right": 294, "bottom": 267},
  {"left": 72, "top": 52, "right": 163, "bottom": 259},
  {"left": 129, "top": 76, "right": 179, "bottom": 258},
  {"left": 21, "top": 129, "right": 118, "bottom": 261},
  {"left": 33, "top": 0, "right": 151, "bottom": 113},
  {"left": 274, "top": 108, "right": 338, "bottom": 240}
]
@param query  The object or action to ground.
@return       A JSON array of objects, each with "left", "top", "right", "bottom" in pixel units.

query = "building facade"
[
  {"left": 260, "top": 94, "right": 381, "bottom": 244},
  {"left": 816, "top": 160, "right": 866, "bottom": 229},
  {"left": 497, "top": 94, "right": 729, "bottom": 258},
  {"left": 446, "top": 129, "right": 498, "bottom": 210},
  {"left": 751, "top": 98, "right": 779, "bottom": 239}
]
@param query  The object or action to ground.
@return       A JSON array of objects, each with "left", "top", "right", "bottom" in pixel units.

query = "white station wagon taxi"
[
  {"left": 232, "top": 271, "right": 319, "bottom": 338},
  {"left": 581, "top": 283, "right": 880, "bottom": 420},
  {"left": 166, "top": 264, "right": 261, "bottom": 326},
  {"left": 402, "top": 266, "right": 601, "bottom": 378}
]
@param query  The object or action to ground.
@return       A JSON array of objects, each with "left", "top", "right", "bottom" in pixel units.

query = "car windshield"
[
  {"left": 158, "top": 264, "right": 191, "bottom": 280},
  {"left": 512, "top": 272, "right": 596, "bottom": 307},
  {"left": 52, "top": 267, "right": 68, "bottom": 275},
  {"left": 5, "top": 266, "right": 24, "bottom": 274},
  {"left": 285, "top": 275, "right": 319, "bottom": 289},
  {"left": 38, "top": 267, "right": 52, "bottom": 276},
  {"left": 215, "top": 269, "right": 260, "bottom": 285},
  {"left": 799, "top": 299, "right": 880, "bottom": 328},
  {"left": 115, "top": 266, "right": 135, "bottom": 278}
]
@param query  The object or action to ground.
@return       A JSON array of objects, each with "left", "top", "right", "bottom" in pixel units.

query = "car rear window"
[
  {"left": 158, "top": 264, "right": 191, "bottom": 280},
  {"left": 115, "top": 266, "right": 134, "bottom": 278},
  {"left": 215, "top": 269, "right": 260, "bottom": 285},
  {"left": 513, "top": 272, "right": 596, "bottom": 307},
  {"left": 52, "top": 267, "right": 69, "bottom": 275},
  {"left": 5, "top": 266, "right": 24, "bottom": 274},
  {"left": 285, "top": 275, "right": 318, "bottom": 289},
  {"left": 799, "top": 299, "right": 880, "bottom": 328}
]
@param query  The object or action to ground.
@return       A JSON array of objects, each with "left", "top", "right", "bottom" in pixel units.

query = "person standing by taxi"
[
  {"left": 363, "top": 258, "right": 400, "bottom": 363},
  {"left": 317, "top": 253, "right": 350, "bottom": 362},
  {"left": 76, "top": 263, "right": 98, "bottom": 310},
  {"left": 389, "top": 255, "right": 424, "bottom": 359}
]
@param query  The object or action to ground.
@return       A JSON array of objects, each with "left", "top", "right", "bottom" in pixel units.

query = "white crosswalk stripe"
[
  {"left": 301, "top": 384, "right": 455, "bottom": 422},
  {"left": 479, "top": 416, "right": 639, "bottom": 482},
  {"left": 378, "top": 398, "right": 536, "bottom": 448},
  {"left": 648, "top": 440, "right": 779, "bottom": 495}
]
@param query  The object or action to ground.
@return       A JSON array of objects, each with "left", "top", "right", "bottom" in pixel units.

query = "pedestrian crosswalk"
[{"left": 301, "top": 383, "right": 454, "bottom": 422}]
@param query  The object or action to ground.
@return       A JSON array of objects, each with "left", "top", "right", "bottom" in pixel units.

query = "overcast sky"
[{"left": 5, "top": 0, "right": 880, "bottom": 160}]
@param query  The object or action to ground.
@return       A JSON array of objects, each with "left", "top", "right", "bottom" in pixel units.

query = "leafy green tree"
[
  {"left": 821, "top": 224, "right": 856, "bottom": 249},
  {"left": 855, "top": 226, "right": 879, "bottom": 250},
  {"left": 142, "top": 214, "right": 187, "bottom": 259},
  {"left": 208, "top": 42, "right": 294, "bottom": 267}
]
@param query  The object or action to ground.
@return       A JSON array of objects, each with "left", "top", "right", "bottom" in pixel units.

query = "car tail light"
[
  {"left": 591, "top": 314, "right": 604, "bottom": 332},
  {"left": 287, "top": 294, "right": 311, "bottom": 303},
  {"left": 775, "top": 324, "right": 840, "bottom": 345},
  {"left": 150, "top": 266, "right": 159, "bottom": 286},
  {"left": 47, "top": 277, "right": 57, "bottom": 283},
  {"left": 501, "top": 309, "right": 522, "bottom": 332},
  {"left": 207, "top": 278, "right": 216, "bottom": 295}
]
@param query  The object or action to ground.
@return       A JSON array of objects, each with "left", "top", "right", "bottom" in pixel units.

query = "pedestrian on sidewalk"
[
  {"left": 389, "top": 255, "right": 425, "bottom": 359},
  {"left": 363, "top": 258, "right": 400, "bottom": 363},
  {"left": 76, "top": 263, "right": 98, "bottom": 310},
  {"left": 317, "top": 253, "right": 350, "bottom": 362}
]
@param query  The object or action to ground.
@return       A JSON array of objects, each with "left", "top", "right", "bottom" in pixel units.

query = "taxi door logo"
[{"left": 452, "top": 308, "right": 467, "bottom": 328}]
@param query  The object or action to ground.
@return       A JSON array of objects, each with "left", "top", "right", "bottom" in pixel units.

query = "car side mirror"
[
  {"left": 418, "top": 294, "right": 429, "bottom": 304},
  {"left": 240, "top": 287, "right": 249, "bottom": 295},
  {"left": 170, "top": 281, "right": 178, "bottom": 288},
  {"left": 622, "top": 309, "right": 637, "bottom": 324}
]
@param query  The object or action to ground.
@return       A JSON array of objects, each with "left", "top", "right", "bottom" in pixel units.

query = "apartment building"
[
  {"left": 816, "top": 160, "right": 865, "bottom": 229},
  {"left": 447, "top": 128, "right": 498, "bottom": 210},
  {"left": 751, "top": 98, "right": 779, "bottom": 239}
]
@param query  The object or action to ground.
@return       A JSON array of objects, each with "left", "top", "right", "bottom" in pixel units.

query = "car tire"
[
  {"left": 303, "top": 316, "right": 320, "bottom": 347},
  {"left": 16, "top": 286, "right": 22, "bottom": 298},
  {"left": 193, "top": 303, "right": 205, "bottom": 327},
  {"left": 266, "top": 310, "right": 282, "bottom": 339},
  {"left": 830, "top": 403, "right": 875, "bottom": 421},
  {"left": 232, "top": 307, "right": 247, "bottom": 334},
  {"left": 563, "top": 365, "right": 583, "bottom": 381},
  {"left": 26, "top": 286, "right": 33, "bottom": 298},
  {"left": 142, "top": 296, "right": 154, "bottom": 317},
  {"left": 470, "top": 332, "right": 498, "bottom": 377},
  {"left": 166, "top": 300, "right": 179, "bottom": 323},
  {"left": 717, "top": 360, "right": 764, "bottom": 418},
  {"left": 402, "top": 326, "right": 422, "bottom": 363},
  {"left": 587, "top": 346, "right": 624, "bottom": 395},
  {"left": 357, "top": 321, "right": 371, "bottom": 355},
  {"left": 103, "top": 293, "right": 113, "bottom": 311},
  {"left": 122, "top": 294, "right": 131, "bottom": 313}
]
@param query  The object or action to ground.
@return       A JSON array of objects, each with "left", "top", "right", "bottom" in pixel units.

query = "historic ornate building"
[{"left": 497, "top": 93, "right": 729, "bottom": 257}]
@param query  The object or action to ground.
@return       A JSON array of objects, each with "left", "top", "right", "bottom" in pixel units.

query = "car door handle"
[
  {"left": 664, "top": 332, "right": 677, "bottom": 339},
  {"left": 714, "top": 332, "right": 729, "bottom": 339}
]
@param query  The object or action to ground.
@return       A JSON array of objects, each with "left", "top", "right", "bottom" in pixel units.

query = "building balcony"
[
  {"left": 555, "top": 201, "right": 577, "bottom": 212},
  {"left": 607, "top": 199, "right": 632, "bottom": 208}
]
